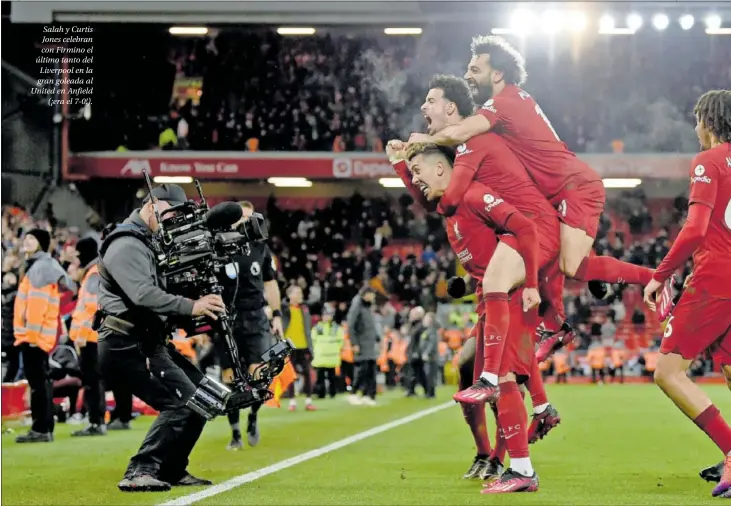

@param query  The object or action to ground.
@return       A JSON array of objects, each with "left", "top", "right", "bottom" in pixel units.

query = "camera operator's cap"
[{"left": 143, "top": 184, "right": 187, "bottom": 206}]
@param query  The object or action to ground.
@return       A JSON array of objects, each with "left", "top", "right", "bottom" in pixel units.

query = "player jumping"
[
  {"left": 643, "top": 89, "right": 731, "bottom": 498},
  {"left": 408, "top": 36, "right": 671, "bottom": 358}
]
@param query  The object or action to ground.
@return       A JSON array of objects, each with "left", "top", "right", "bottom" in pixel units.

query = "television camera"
[{"left": 141, "top": 170, "right": 293, "bottom": 420}]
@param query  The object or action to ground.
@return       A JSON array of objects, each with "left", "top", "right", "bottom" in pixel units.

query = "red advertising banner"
[{"left": 68, "top": 151, "right": 694, "bottom": 180}]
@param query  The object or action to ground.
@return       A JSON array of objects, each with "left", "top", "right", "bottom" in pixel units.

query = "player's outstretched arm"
[
  {"left": 653, "top": 203, "right": 712, "bottom": 283},
  {"left": 408, "top": 115, "right": 492, "bottom": 147}
]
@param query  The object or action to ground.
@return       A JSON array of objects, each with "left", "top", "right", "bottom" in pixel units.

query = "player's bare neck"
[
  {"left": 710, "top": 137, "right": 722, "bottom": 149},
  {"left": 492, "top": 81, "right": 506, "bottom": 97}
]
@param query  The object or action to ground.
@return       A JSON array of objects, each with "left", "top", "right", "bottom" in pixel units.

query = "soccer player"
[
  {"left": 415, "top": 74, "right": 569, "bottom": 401},
  {"left": 643, "top": 89, "right": 731, "bottom": 498},
  {"left": 408, "top": 36, "right": 667, "bottom": 347},
  {"left": 396, "top": 141, "right": 540, "bottom": 492}
]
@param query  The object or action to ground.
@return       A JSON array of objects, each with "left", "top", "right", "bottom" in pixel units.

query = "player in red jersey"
[
  {"left": 407, "top": 36, "right": 664, "bottom": 334},
  {"left": 412, "top": 75, "right": 570, "bottom": 403},
  {"left": 643, "top": 90, "right": 731, "bottom": 499},
  {"left": 396, "top": 142, "right": 540, "bottom": 493}
]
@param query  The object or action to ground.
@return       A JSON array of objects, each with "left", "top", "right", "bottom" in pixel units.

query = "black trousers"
[
  {"left": 3, "top": 344, "right": 20, "bottom": 382},
  {"left": 109, "top": 384, "right": 133, "bottom": 423},
  {"left": 353, "top": 359, "right": 377, "bottom": 399},
  {"left": 315, "top": 367, "right": 338, "bottom": 398},
  {"left": 287, "top": 348, "right": 313, "bottom": 398},
  {"left": 340, "top": 361, "right": 355, "bottom": 392},
  {"left": 19, "top": 344, "right": 54, "bottom": 433},
  {"left": 79, "top": 342, "right": 106, "bottom": 425},
  {"left": 99, "top": 336, "right": 206, "bottom": 482},
  {"left": 407, "top": 359, "right": 436, "bottom": 397}
]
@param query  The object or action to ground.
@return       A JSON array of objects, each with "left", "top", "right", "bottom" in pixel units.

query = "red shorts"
[
  {"left": 659, "top": 288, "right": 731, "bottom": 362},
  {"left": 498, "top": 291, "right": 539, "bottom": 378},
  {"left": 550, "top": 179, "right": 606, "bottom": 239},
  {"left": 498, "top": 213, "right": 561, "bottom": 270}
]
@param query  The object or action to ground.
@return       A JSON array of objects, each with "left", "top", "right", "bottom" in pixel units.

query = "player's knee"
[
  {"left": 653, "top": 359, "right": 681, "bottom": 390},
  {"left": 559, "top": 252, "right": 583, "bottom": 278}
]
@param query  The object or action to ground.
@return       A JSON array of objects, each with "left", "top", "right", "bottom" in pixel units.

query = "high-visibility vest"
[
  {"left": 340, "top": 330, "right": 355, "bottom": 363},
  {"left": 553, "top": 351, "right": 570, "bottom": 374},
  {"left": 644, "top": 351, "right": 660, "bottom": 372},
  {"left": 611, "top": 348, "right": 625, "bottom": 368},
  {"left": 69, "top": 265, "right": 100, "bottom": 344},
  {"left": 588, "top": 346, "right": 607, "bottom": 369},
  {"left": 311, "top": 321, "right": 344, "bottom": 369},
  {"left": 14, "top": 275, "right": 61, "bottom": 353},
  {"left": 388, "top": 334, "right": 408, "bottom": 366}
]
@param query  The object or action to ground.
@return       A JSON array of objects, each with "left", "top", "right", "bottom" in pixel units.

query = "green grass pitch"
[{"left": 2, "top": 384, "right": 729, "bottom": 505}]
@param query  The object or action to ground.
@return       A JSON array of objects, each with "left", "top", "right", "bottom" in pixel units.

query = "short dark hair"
[
  {"left": 240, "top": 200, "right": 254, "bottom": 210},
  {"left": 694, "top": 90, "right": 731, "bottom": 143},
  {"left": 406, "top": 143, "right": 456, "bottom": 165},
  {"left": 428, "top": 74, "right": 475, "bottom": 117},
  {"left": 470, "top": 35, "right": 527, "bottom": 87}
]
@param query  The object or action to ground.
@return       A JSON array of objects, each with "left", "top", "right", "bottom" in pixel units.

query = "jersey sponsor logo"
[
  {"left": 453, "top": 221, "right": 463, "bottom": 241},
  {"left": 456, "top": 248, "right": 473, "bottom": 265},
  {"left": 250, "top": 261, "right": 261, "bottom": 276},
  {"left": 483, "top": 193, "right": 504, "bottom": 212},
  {"left": 481, "top": 99, "right": 496, "bottom": 113},
  {"left": 694, "top": 164, "right": 705, "bottom": 176},
  {"left": 691, "top": 175, "right": 712, "bottom": 184},
  {"left": 455, "top": 143, "right": 473, "bottom": 157}
]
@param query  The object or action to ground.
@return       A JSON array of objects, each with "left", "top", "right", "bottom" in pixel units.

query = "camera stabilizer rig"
[{"left": 142, "top": 170, "right": 293, "bottom": 420}]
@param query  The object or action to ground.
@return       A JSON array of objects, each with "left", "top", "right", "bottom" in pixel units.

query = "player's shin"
[
  {"left": 527, "top": 357, "right": 549, "bottom": 412},
  {"left": 497, "top": 380, "right": 533, "bottom": 476},
  {"left": 482, "top": 292, "right": 510, "bottom": 381}
]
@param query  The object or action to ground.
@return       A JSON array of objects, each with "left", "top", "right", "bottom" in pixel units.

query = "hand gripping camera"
[{"left": 142, "top": 171, "right": 293, "bottom": 420}]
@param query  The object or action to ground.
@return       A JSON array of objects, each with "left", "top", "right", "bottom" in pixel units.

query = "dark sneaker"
[
  {"left": 481, "top": 468, "right": 539, "bottom": 494},
  {"left": 700, "top": 461, "right": 724, "bottom": 483},
  {"left": 463, "top": 455, "right": 490, "bottom": 479},
  {"left": 247, "top": 414, "right": 260, "bottom": 447},
  {"left": 173, "top": 473, "right": 213, "bottom": 487},
  {"left": 536, "top": 323, "right": 577, "bottom": 363},
  {"left": 72, "top": 424, "right": 107, "bottom": 437},
  {"left": 118, "top": 474, "right": 171, "bottom": 492},
  {"left": 107, "top": 420, "right": 131, "bottom": 431},
  {"left": 480, "top": 458, "right": 504, "bottom": 481},
  {"left": 712, "top": 456, "right": 731, "bottom": 497},
  {"left": 453, "top": 377, "right": 499, "bottom": 405},
  {"left": 16, "top": 430, "right": 53, "bottom": 443},
  {"left": 528, "top": 405, "right": 561, "bottom": 444},
  {"left": 588, "top": 280, "right": 614, "bottom": 301}
]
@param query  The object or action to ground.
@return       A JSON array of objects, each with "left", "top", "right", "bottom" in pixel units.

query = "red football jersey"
[
  {"left": 477, "top": 85, "right": 600, "bottom": 200},
  {"left": 686, "top": 143, "right": 731, "bottom": 298},
  {"left": 446, "top": 182, "right": 523, "bottom": 284},
  {"left": 450, "top": 132, "right": 557, "bottom": 220}
]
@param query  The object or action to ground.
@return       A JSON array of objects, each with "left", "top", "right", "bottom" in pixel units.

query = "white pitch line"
[{"left": 159, "top": 401, "right": 454, "bottom": 506}]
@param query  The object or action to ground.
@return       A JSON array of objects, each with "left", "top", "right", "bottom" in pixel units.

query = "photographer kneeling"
[{"left": 97, "top": 184, "right": 225, "bottom": 492}]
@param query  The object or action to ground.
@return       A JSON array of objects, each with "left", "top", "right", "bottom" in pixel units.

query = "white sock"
[
  {"left": 289, "top": 399, "right": 296, "bottom": 407},
  {"left": 534, "top": 403, "right": 549, "bottom": 414},
  {"left": 510, "top": 457, "right": 534, "bottom": 477},
  {"left": 305, "top": 397, "right": 312, "bottom": 405},
  {"left": 480, "top": 372, "right": 499, "bottom": 385}
]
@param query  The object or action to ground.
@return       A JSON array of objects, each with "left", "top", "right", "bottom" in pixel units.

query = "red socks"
[
  {"left": 573, "top": 256, "right": 653, "bottom": 286},
  {"left": 489, "top": 403, "right": 507, "bottom": 463},
  {"left": 527, "top": 357, "right": 549, "bottom": 408},
  {"left": 496, "top": 381, "right": 530, "bottom": 459},
  {"left": 483, "top": 293, "right": 510, "bottom": 376},
  {"left": 694, "top": 405, "right": 731, "bottom": 454}
]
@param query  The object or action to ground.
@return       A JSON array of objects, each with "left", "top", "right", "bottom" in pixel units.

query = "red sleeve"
[
  {"left": 688, "top": 156, "right": 720, "bottom": 209},
  {"left": 464, "top": 187, "right": 539, "bottom": 288},
  {"left": 391, "top": 160, "right": 437, "bottom": 213},
  {"left": 653, "top": 203, "right": 712, "bottom": 283},
  {"left": 438, "top": 143, "right": 482, "bottom": 216},
  {"left": 476, "top": 96, "right": 505, "bottom": 130}
]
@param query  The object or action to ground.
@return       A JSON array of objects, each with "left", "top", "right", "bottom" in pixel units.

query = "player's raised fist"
[
  {"left": 386, "top": 139, "right": 407, "bottom": 163},
  {"left": 407, "top": 132, "right": 430, "bottom": 146}
]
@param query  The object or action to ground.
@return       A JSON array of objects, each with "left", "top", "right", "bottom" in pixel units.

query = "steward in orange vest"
[
  {"left": 68, "top": 238, "right": 107, "bottom": 437},
  {"left": 14, "top": 228, "right": 74, "bottom": 443}
]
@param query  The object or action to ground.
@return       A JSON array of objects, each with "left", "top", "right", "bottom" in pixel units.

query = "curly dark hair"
[
  {"left": 694, "top": 90, "right": 731, "bottom": 143},
  {"left": 470, "top": 35, "right": 527, "bottom": 87},
  {"left": 427, "top": 74, "right": 475, "bottom": 118}
]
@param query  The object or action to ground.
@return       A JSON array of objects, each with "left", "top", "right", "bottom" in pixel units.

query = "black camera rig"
[{"left": 141, "top": 171, "right": 293, "bottom": 420}]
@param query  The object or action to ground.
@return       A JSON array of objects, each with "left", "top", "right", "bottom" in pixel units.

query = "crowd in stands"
[{"left": 57, "top": 26, "right": 731, "bottom": 154}]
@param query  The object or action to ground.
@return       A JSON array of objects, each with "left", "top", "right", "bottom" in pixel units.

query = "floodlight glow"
[
  {"left": 705, "top": 14, "right": 722, "bottom": 30},
  {"left": 510, "top": 9, "right": 537, "bottom": 35},
  {"left": 567, "top": 12, "right": 588, "bottom": 32},
  {"left": 627, "top": 14, "right": 643, "bottom": 31},
  {"left": 679, "top": 14, "right": 695, "bottom": 30},
  {"left": 652, "top": 14, "right": 669, "bottom": 31},
  {"left": 599, "top": 15, "right": 615, "bottom": 32},
  {"left": 542, "top": 10, "right": 563, "bottom": 33}
]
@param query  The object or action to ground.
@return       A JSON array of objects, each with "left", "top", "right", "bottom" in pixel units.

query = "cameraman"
[
  {"left": 97, "top": 184, "right": 226, "bottom": 492},
  {"left": 220, "top": 201, "right": 282, "bottom": 451}
]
